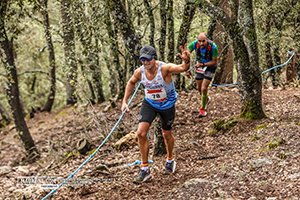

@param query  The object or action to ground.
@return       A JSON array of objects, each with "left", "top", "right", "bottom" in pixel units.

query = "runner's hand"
[
  {"left": 180, "top": 44, "right": 190, "bottom": 63},
  {"left": 121, "top": 102, "right": 130, "bottom": 112},
  {"left": 177, "top": 44, "right": 190, "bottom": 63}
]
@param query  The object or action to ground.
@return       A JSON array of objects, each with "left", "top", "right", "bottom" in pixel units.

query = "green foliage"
[
  {"left": 208, "top": 117, "right": 238, "bottom": 136},
  {"left": 250, "top": 134, "right": 260, "bottom": 141},
  {"left": 255, "top": 123, "right": 267, "bottom": 131},
  {"left": 277, "top": 152, "right": 287, "bottom": 159},
  {"left": 64, "top": 150, "right": 80, "bottom": 159},
  {"left": 241, "top": 100, "right": 266, "bottom": 120},
  {"left": 267, "top": 138, "right": 284, "bottom": 150}
]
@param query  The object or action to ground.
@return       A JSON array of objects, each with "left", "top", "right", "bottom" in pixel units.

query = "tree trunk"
[
  {"left": 153, "top": 121, "right": 166, "bottom": 156},
  {"left": 61, "top": 0, "right": 78, "bottom": 105},
  {"left": 272, "top": 46, "right": 281, "bottom": 87},
  {"left": 237, "top": 0, "right": 265, "bottom": 119},
  {"left": 108, "top": 0, "right": 141, "bottom": 75},
  {"left": 207, "top": 19, "right": 216, "bottom": 39},
  {"left": 0, "top": 102, "right": 11, "bottom": 127},
  {"left": 263, "top": 11, "right": 275, "bottom": 87},
  {"left": 212, "top": 0, "right": 233, "bottom": 85},
  {"left": 286, "top": 53, "right": 297, "bottom": 83},
  {"left": 271, "top": 0, "right": 297, "bottom": 87},
  {"left": 104, "top": 5, "right": 124, "bottom": 99},
  {"left": 174, "top": 0, "right": 196, "bottom": 89},
  {"left": 143, "top": 0, "right": 156, "bottom": 48},
  {"left": 0, "top": 5, "right": 39, "bottom": 159},
  {"left": 40, "top": 0, "right": 56, "bottom": 112},
  {"left": 159, "top": 0, "right": 167, "bottom": 61},
  {"left": 74, "top": 2, "right": 105, "bottom": 103},
  {"left": 167, "top": 0, "right": 174, "bottom": 63},
  {"left": 296, "top": 54, "right": 300, "bottom": 80}
]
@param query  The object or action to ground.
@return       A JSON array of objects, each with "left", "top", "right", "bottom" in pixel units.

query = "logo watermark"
[{"left": 16, "top": 176, "right": 114, "bottom": 189}]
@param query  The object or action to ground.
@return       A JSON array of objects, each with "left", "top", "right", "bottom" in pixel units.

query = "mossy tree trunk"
[
  {"left": 270, "top": 0, "right": 298, "bottom": 87},
  {"left": 60, "top": 0, "right": 78, "bottom": 105},
  {"left": 286, "top": 53, "right": 297, "bottom": 83},
  {"left": 103, "top": 7, "right": 120, "bottom": 99},
  {"left": 39, "top": 0, "right": 56, "bottom": 112},
  {"left": 263, "top": 6, "right": 275, "bottom": 87},
  {"left": 73, "top": 1, "right": 105, "bottom": 103},
  {"left": 143, "top": 0, "right": 156, "bottom": 48},
  {"left": 174, "top": 0, "right": 196, "bottom": 90},
  {"left": 212, "top": 0, "right": 233, "bottom": 85},
  {"left": 108, "top": 0, "right": 141, "bottom": 75},
  {"left": 238, "top": 0, "right": 266, "bottom": 119},
  {"left": 153, "top": 121, "right": 166, "bottom": 156},
  {"left": 167, "top": 0, "right": 174, "bottom": 63},
  {"left": 0, "top": 2, "right": 39, "bottom": 159},
  {"left": 159, "top": 0, "right": 167, "bottom": 61}
]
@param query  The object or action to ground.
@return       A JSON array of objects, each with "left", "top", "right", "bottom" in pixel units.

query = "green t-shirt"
[{"left": 188, "top": 40, "right": 218, "bottom": 64}]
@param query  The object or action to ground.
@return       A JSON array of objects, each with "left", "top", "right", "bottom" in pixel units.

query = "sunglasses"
[
  {"left": 140, "top": 57, "right": 151, "bottom": 62},
  {"left": 198, "top": 40, "right": 206, "bottom": 43}
]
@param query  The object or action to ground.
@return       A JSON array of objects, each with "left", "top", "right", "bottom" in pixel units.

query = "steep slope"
[{"left": 0, "top": 87, "right": 299, "bottom": 199}]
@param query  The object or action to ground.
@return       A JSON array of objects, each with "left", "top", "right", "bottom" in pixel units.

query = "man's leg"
[
  {"left": 162, "top": 129, "right": 175, "bottom": 161},
  {"left": 196, "top": 79, "right": 203, "bottom": 107},
  {"left": 136, "top": 122, "right": 151, "bottom": 166},
  {"left": 159, "top": 106, "right": 176, "bottom": 174},
  {"left": 201, "top": 78, "right": 211, "bottom": 109},
  {"left": 162, "top": 129, "right": 176, "bottom": 174},
  {"left": 133, "top": 122, "right": 152, "bottom": 183},
  {"left": 134, "top": 101, "right": 156, "bottom": 183}
]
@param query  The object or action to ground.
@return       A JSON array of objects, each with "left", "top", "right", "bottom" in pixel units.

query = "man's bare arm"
[{"left": 121, "top": 69, "right": 141, "bottom": 111}]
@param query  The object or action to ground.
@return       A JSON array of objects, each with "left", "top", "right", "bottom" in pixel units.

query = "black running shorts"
[
  {"left": 195, "top": 66, "right": 217, "bottom": 81},
  {"left": 139, "top": 100, "right": 175, "bottom": 130}
]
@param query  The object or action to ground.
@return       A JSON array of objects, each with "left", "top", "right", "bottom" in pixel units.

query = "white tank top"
[{"left": 141, "top": 61, "right": 177, "bottom": 110}]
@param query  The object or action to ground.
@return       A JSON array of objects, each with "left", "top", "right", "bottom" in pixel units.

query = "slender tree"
[
  {"left": 143, "top": 0, "right": 156, "bottom": 48},
  {"left": 73, "top": 1, "right": 105, "bottom": 103},
  {"left": 60, "top": 0, "right": 78, "bottom": 105},
  {"left": 108, "top": 0, "right": 141, "bottom": 75},
  {"left": 174, "top": 0, "right": 196, "bottom": 89},
  {"left": 39, "top": 0, "right": 56, "bottom": 112},
  {"left": 167, "top": 0, "right": 174, "bottom": 63},
  {"left": 0, "top": 1, "right": 39, "bottom": 159},
  {"left": 211, "top": 0, "right": 234, "bottom": 85},
  {"left": 103, "top": 3, "right": 123, "bottom": 99},
  {"left": 159, "top": 0, "right": 167, "bottom": 61}
]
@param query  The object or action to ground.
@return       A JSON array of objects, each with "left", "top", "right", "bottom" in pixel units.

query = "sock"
[
  {"left": 167, "top": 158, "right": 173, "bottom": 163},
  {"left": 141, "top": 166, "right": 149, "bottom": 171},
  {"left": 201, "top": 94, "right": 208, "bottom": 109},
  {"left": 141, "top": 162, "right": 149, "bottom": 171}
]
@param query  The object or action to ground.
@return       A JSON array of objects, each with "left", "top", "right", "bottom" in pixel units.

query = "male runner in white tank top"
[{"left": 121, "top": 45, "right": 190, "bottom": 183}]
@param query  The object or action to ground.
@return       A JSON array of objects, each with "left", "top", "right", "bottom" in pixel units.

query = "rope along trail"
[
  {"left": 211, "top": 51, "right": 295, "bottom": 87},
  {"left": 42, "top": 82, "right": 141, "bottom": 200}
]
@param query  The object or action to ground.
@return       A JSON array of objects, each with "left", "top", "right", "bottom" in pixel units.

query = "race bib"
[
  {"left": 145, "top": 88, "right": 167, "bottom": 101},
  {"left": 195, "top": 66, "right": 207, "bottom": 74}
]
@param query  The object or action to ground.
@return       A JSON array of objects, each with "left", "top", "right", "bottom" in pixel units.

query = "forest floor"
[{"left": 0, "top": 86, "right": 300, "bottom": 200}]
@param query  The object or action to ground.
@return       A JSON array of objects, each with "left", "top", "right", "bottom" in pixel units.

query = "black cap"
[{"left": 139, "top": 45, "right": 157, "bottom": 60}]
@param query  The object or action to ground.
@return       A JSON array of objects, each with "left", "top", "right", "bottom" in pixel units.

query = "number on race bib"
[{"left": 146, "top": 88, "right": 167, "bottom": 101}]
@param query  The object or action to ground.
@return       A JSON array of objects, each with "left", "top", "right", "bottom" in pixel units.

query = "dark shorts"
[
  {"left": 139, "top": 100, "right": 175, "bottom": 130},
  {"left": 195, "top": 67, "right": 217, "bottom": 81}
]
